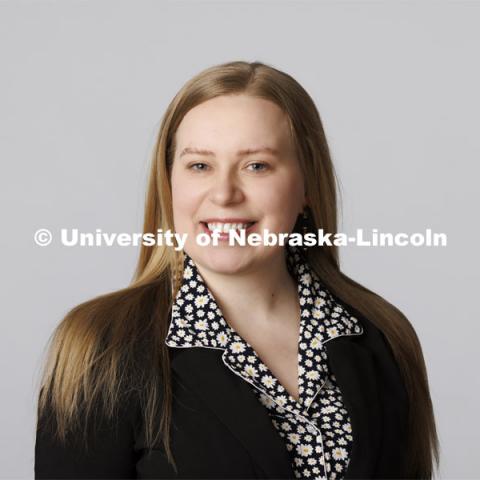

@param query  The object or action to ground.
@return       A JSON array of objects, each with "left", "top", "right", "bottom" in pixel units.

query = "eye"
[
  {"left": 188, "top": 162, "right": 209, "bottom": 172},
  {"left": 247, "top": 162, "right": 269, "bottom": 172}
]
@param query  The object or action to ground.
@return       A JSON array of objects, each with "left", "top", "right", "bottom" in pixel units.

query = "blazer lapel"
[
  {"left": 325, "top": 336, "right": 382, "bottom": 479},
  {"left": 170, "top": 347, "right": 295, "bottom": 479},
  {"left": 169, "top": 332, "right": 383, "bottom": 479}
]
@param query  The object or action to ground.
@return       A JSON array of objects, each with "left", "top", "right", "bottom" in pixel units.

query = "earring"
[{"left": 302, "top": 209, "right": 308, "bottom": 251}]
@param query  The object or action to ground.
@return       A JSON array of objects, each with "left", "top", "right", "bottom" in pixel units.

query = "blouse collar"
[{"left": 165, "top": 245, "right": 364, "bottom": 351}]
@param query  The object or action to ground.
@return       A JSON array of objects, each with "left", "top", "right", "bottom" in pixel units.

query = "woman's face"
[{"left": 170, "top": 94, "right": 306, "bottom": 276}]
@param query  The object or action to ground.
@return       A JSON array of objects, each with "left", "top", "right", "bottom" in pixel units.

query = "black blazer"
[{"left": 35, "top": 310, "right": 409, "bottom": 479}]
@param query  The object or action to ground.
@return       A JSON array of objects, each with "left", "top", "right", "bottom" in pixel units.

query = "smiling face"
[{"left": 170, "top": 94, "right": 306, "bottom": 275}]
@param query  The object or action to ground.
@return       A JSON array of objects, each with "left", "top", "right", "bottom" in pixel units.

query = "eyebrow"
[{"left": 179, "top": 146, "right": 279, "bottom": 158}]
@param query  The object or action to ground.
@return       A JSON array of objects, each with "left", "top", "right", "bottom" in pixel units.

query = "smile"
[{"left": 200, "top": 222, "right": 257, "bottom": 238}]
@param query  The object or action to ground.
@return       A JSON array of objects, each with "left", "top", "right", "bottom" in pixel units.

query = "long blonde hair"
[{"left": 37, "top": 60, "right": 439, "bottom": 478}]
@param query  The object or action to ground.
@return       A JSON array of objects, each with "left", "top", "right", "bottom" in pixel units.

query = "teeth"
[{"left": 207, "top": 222, "right": 253, "bottom": 233}]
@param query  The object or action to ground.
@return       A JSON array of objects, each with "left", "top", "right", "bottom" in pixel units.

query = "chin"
[{"left": 192, "top": 247, "right": 259, "bottom": 275}]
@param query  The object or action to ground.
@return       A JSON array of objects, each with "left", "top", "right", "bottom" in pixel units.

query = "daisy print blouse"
[{"left": 165, "top": 245, "right": 365, "bottom": 480}]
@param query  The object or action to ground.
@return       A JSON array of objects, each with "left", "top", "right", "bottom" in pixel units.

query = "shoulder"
[
  {"left": 354, "top": 310, "right": 410, "bottom": 404},
  {"left": 328, "top": 293, "right": 408, "bottom": 393}
]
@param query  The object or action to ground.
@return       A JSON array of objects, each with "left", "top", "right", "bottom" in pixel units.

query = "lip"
[
  {"left": 201, "top": 218, "right": 256, "bottom": 223},
  {"left": 200, "top": 221, "right": 257, "bottom": 240}
]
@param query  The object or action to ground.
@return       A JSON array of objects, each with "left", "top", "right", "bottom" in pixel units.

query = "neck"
[{"left": 194, "top": 249, "right": 299, "bottom": 329}]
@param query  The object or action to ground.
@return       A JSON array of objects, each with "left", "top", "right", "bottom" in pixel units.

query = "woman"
[{"left": 35, "top": 61, "right": 439, "bottom": 479}]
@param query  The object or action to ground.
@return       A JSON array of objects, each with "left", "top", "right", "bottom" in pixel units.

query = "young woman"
[{"left": 35, "top": 60, "right": 439, "bottom": 479}]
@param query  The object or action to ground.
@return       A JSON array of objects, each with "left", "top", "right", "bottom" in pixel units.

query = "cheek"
[
  {"left": 171, "top": 172, "right": 200, "bottom": 216},
  {"left": 172, "top": 193, "right": 199, "bottom": 226},
  {"left": 259, "top": 178, "right": 303, "bottom": 214},
  {"left": 171, "top": 193, "right": 199, "bottom": 235}
]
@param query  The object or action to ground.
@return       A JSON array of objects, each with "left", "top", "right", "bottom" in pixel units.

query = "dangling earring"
[{"left": 302, "top": 209, "right": 309, "bottom": 251}]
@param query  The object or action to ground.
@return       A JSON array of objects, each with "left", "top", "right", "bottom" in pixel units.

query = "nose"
[{"left": 209, "top": 169, "right": 245, "bottom": 206}]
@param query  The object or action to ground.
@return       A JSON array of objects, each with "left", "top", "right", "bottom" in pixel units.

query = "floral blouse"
[{"left": 165, "top": 245, "right": 365, "bottom": 479}]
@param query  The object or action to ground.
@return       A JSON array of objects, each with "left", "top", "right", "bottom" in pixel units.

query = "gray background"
[{"left": 1, "top": 0, "right": 478, "bottom": 478}]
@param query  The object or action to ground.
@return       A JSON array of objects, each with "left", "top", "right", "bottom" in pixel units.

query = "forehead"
[{"left": 174, "top": 94, "right": 293, "bottom": 154}]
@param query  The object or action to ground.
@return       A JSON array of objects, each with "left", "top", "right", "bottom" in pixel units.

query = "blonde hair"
[{"left": 37, "top": 60, "right": 439, "bottom": 477}]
